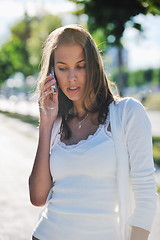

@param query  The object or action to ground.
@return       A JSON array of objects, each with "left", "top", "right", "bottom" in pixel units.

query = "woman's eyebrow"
[
  {"left": 56, "top": 59, "right": 85, "bottom": 65},
  {"left": 77, "top": 59, "right": 85, "bottom": 63},
  {"left": 56, "top": 61, "right": 66, "bottom": 65}
]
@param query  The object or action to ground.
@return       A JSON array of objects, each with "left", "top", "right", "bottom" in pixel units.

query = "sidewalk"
[{"left": 0, "top": 113, "right": 40, "bottom": 239}]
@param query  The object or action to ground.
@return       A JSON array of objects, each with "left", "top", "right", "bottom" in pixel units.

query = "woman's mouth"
[{"left": 67, "top": 87, "right": 80, "bottom": 93}]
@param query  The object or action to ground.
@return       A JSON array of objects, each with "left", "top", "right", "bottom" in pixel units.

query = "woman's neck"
[
  {"left": 73, "top": 104, "right": 86, "bottom": 118},
  {"left": 72, "top": 93, "right": 97, "bottom": 117}
]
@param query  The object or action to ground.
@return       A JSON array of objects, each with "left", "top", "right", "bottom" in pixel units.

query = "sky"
[{"left": 0, "top": 0, "right": 160, "bottom": 71}]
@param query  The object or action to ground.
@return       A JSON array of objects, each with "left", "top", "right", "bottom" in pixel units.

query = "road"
[
  {"left": 0, "top": 113, "right": 159, "bottom": 240},
  {"left": 0, "top": 114, "right": 40, "bottom": 240}
]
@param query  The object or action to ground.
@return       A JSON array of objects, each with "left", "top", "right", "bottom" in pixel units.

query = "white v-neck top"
[{"left": 33, "top": 120, "right": 120, "bottom": 240}]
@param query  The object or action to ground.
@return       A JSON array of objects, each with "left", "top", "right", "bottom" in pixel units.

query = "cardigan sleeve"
[{"left": 123, "top": 98, "right": 157, "bottom": 231}]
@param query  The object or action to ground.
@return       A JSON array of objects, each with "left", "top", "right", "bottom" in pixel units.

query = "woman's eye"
[
  {"left": 59, "top": 67, "right": 66, "bottom": 71},
  {"left": 77, "top": 65, "right": 86, "bottom": 69}
]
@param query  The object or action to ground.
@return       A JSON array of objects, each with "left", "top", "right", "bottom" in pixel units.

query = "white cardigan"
[
  {"left": 109, "top": 97, "right": 157, "bottom": 239},
  {"left": 50, "top": 97, "right": 157, "bottom": 240}
]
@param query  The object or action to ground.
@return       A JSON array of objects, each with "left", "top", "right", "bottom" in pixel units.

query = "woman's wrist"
[
  {"left": 38, "top": 121, "right": 54, "bottom": 133},
  {"left": 38, "top": 113, "right": 56, "bottom": 129}
]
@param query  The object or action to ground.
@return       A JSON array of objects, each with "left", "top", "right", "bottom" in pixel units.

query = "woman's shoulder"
[
  {"left": 111, "top": 97, "right": 145, "bottom": 113},
  {"left": 113, "top": 96, "right": 142, "bottom": 106},
  {"left": 109, "top": 97, "right": 148, "bottom": 126}
]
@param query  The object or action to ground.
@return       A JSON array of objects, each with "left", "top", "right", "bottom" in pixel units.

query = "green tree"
[
  {"left": 153, "top": 69, "right": 160, "bottom": 85},
  {"left": 113, "top": 68, "right": 160, "bottom": 88},
  {"left": 128, "top": 70, "right": 145, "bottom": 86},
  {"left": 0, "top": 13, "right": 32, "bottom": 83},
  {"left": 27, "top": 14, "right": 62, "bottom": 70},
  {"left": 70, "top": 0, "right": 160, "bottom": 94},
  {"left": 0, "top": 13, "right": 62, "bottom": 83}
]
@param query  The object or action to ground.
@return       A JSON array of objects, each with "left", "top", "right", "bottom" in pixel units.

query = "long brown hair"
[{"left": 37, "top": 24, "right": 117, "bottom": 139}]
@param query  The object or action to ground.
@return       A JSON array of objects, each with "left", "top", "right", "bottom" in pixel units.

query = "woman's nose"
[{"left": 68, "top": 69, "right": 76, "bottom": 81}]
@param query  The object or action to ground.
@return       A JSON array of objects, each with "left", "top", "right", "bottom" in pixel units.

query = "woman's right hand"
[{"left": 38, "top": 75, "right": 59, "bottom": 127}]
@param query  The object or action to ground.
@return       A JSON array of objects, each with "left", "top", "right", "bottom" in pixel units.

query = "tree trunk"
[{"left": 117, "top": 46, "right": 124, "bottom": 96}]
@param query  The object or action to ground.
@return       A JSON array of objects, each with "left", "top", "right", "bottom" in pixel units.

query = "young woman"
[{"left": 29, "top": 24, "right": 157, "bottom": 240}]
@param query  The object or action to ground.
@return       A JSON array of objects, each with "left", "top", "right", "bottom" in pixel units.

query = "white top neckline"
[
  {"left": 58, "top": 124, "right": 103, "bottom": 149},
  {"left": 58, "top": 117, "right": 111, "bottom": 150}
]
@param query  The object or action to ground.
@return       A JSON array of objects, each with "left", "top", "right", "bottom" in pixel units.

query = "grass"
[
  {"left": 153, "top": 136, "right": 160, "bottom": 167},
  {"left": 143, "top": 92, "right": 160, "bottom": 111},
  {"left": 0, "top": 110, "right": 39, "bottom": 127},
  {"left": 157, "top": 185, "right": 160, "bottom": 194}
]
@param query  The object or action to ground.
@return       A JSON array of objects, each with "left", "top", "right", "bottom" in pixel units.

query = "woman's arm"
[
  {"left": 130, "top": 226, "right": 149, "bottom": 240},
  {"left": 123, "top": 98, "right": 157, "bottom": 236},
  {"left": 29, "top": 123, "right": 53, "bottom": 206},
  {"left": 29, "top": 75, "right": 58, "bottom": 206}
]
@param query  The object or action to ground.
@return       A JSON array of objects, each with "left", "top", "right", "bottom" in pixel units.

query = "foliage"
[
  {"left": 153, "top": 136, "right": 160, "bottom": 166},
  {"left": 139, "top": 0, "right": 160, "bottom": 14},
  {"left": 91, "top": 29, "right": 107, "bottom": 52},
  {"left": 0, "top": 13, "right": 62, "bottom": 83},
  {"left": 111, "top": 68, "right": 160, "bottom": 88},
  {"left": 70, "top": 0, "right": 160, "bottom": 46},
  {"left": 69, "top": 0, "right": 160, "bottom": 94},
  {"left": 27, "top": 14, "right": 62, "bottom": 69},
  {"left": 0, "top": 37, "right": 34, "bottom": 82}
]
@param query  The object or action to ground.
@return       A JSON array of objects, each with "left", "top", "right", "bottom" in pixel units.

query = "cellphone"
[{"left": 50, "top": 57, "right": 58, "bottom": 93}]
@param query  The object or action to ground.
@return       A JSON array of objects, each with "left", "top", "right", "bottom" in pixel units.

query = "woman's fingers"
[
  {"left": 44, "top": 74, "right": 53, "bottom": 83},
  {"left": 51, "top": 91, "right": 58, "bottom": 103},
  {"left": 44, "top": 88, "right": 57, "bottom": 96},
  {"left": 43, "top": 79, "right": 56, "bottom": 93},
  {"left": 38, "top": 75, "right": 58, "bottom": 110}
]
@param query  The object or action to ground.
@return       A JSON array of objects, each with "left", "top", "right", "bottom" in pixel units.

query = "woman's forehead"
[{"left": 54, "top": 44, "right": 85, "bottom": 63}]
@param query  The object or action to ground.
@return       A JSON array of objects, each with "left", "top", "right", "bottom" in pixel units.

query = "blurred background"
[{"left": 0, "top": 0, "right": 160, "bottom": 239}]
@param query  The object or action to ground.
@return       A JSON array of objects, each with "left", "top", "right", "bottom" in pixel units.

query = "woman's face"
[{"left": 54, "top": 44, "right": 87, "bottom": 107}]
